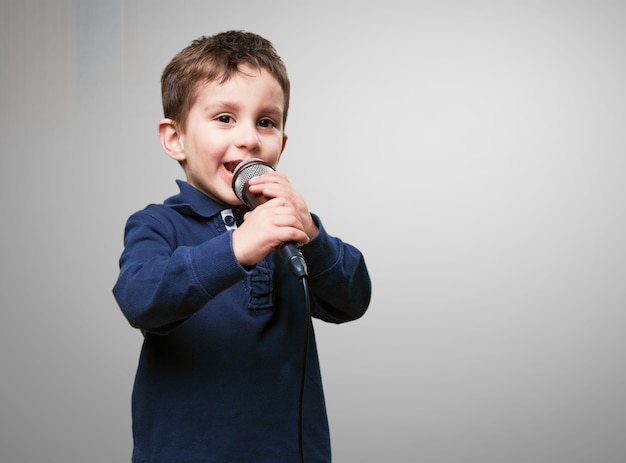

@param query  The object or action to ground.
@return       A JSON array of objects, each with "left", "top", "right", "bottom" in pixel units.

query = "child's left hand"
[{"left": 245, "top": 171, "right": 318, "bottom": 239}]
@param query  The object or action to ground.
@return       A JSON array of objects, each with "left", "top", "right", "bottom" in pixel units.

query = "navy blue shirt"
[{"left": 113, "top": 180, "right": 371, "bottom": 462}]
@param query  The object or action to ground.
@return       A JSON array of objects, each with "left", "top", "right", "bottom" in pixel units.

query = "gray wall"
[{"left": 1, "top": 1, "right": 625, "bottom": 461}]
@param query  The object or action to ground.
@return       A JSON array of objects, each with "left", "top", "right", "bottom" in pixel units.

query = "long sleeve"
[
  {"left": 112, "top": 207, "right": 249, "bottom": 334},
  {"left": 303, "top": 215, "right": 372, "bottom": 323}
]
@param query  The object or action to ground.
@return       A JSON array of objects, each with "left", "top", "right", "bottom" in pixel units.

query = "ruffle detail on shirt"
[{"left": 246, "top": 258, "right": 274, "bottom": 310}]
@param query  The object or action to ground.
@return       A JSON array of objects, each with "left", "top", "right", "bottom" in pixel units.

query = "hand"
[
  {"left": 232, "top": 172, "right": 318, "bottom": 266},
  {"left": 246, "top": 172, "right": 318, "bottom": 237}
]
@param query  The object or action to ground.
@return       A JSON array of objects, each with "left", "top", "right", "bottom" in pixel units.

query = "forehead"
[{"left": 193, "top": 65, "right": 285, "bottom": 108}]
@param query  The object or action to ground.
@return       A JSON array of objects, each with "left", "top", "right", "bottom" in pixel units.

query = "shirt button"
[{"left": 224, "top": 215, "right": 235, "bottom": 227}]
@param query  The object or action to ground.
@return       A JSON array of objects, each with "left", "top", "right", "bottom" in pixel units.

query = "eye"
[
  {"left": 217, "top": 115, "right": 234, "bottom": 124},
  {"left": 258, "top": 118, "right": 276, "bottom": 128}
]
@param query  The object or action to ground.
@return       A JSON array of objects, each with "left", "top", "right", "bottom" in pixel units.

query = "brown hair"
[{"left": 161, "top": 30, "right": 290, "bottom": 132}]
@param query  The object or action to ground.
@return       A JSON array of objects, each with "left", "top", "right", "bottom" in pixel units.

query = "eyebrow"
[
  {"left": 259, "top": 104, "right": 284, "bottom": 119},
  {"left": 201, "top": 101, "right": 237, "bottom": 113}
]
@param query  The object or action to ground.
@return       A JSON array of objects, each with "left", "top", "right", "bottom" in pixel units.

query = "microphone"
[{"left": 232, "top": 158, "right": 308, "bottom": 278}]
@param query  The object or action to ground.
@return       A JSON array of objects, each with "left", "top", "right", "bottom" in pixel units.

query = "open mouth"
[{"left": 224, "top": 160, "right": 243, "bottom": 174}]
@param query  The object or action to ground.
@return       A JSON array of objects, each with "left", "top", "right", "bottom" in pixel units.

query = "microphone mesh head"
[{"left": 232, "top": 158, "right": 275, "bottom": 204}]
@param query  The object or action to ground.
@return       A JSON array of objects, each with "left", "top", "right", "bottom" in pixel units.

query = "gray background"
[{"left": 1, "top": 0, "right": 625, "bottom": 462}]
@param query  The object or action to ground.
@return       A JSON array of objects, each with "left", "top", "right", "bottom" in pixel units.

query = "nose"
[{"left": 235, "top": 121, "right": 260, "bottom": 151}]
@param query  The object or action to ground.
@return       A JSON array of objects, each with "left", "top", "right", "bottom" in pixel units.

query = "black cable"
[{"left": 298, "top": 275, "right": 311, "bottom": 463}]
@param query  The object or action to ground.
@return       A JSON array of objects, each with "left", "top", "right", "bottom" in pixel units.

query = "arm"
[
  {"left": 244, "top": 173, "right": 371, "bottom": 322},
  {"left": 302, "top": 215, "right": 372, "bottom": 323},
  {"left": 112, "top": 209, "right": 249, "bottom": 334}
]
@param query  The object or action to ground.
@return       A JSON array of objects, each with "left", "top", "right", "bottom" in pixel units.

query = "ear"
[
  {"left": 158, "top": 118, "right": 186, "bottom": 162},
  {"left": 277, "top": 133, "right": 288, "bottom": 163}
]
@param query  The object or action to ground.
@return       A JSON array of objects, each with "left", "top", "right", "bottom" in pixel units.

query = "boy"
[{"left": 113, "top": 30, "right": 371, "bottom": 462}]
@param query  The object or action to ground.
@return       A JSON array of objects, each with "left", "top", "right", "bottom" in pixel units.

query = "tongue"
[{"left": 224, "top": 161, "right": 241, "bottom": 173}]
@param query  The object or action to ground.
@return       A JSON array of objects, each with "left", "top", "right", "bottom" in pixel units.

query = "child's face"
[{"left": 176, "top": 64, "right": 287, "bottom": 205}]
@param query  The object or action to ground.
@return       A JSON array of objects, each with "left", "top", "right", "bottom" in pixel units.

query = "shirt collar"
[{"left": 164, "top": 179, "right": 240, "bottom": 219}]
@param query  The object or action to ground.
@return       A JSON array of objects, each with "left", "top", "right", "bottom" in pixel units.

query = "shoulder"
[{"left": 127, "top": 202, "right": 180, "bottom": 227}]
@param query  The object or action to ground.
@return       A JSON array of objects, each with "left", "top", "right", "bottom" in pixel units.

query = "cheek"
[
  {"left": 271, "top": 136, "right": 287, "bottom": 160},
  {"left": 189, "top": 139, "right": 221, "bottom": 164}
]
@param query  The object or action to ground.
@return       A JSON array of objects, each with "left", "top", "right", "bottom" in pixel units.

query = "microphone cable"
[
  {"left": 297, "top": 275, "right": 311, "bottom": 463},
  {"left": 231, "top": 158, "right": 310, "bottom": 461}
]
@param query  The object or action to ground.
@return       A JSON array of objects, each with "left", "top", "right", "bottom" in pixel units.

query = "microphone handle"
[{"left": 279, "top": 242, "right": 308, "bottom": 279}]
